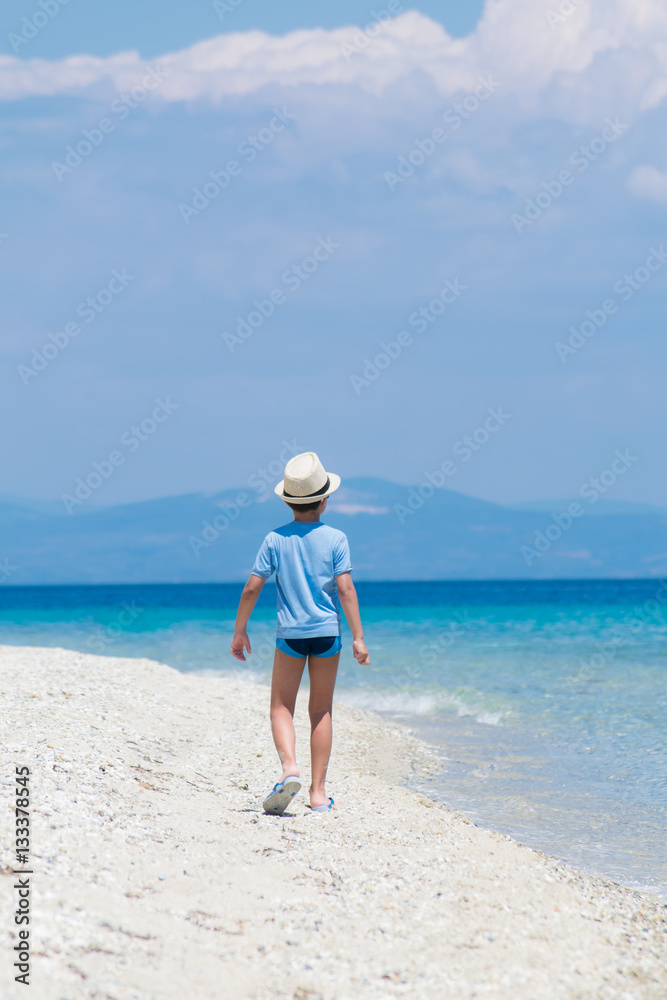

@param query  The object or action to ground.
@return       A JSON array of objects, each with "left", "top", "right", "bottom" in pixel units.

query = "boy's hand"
[
  {"left": 352, "top": 639, "right": 370, "bottom": 665},
  {"left": 231, "top": 631, "right": 251, "bottom": 661}
]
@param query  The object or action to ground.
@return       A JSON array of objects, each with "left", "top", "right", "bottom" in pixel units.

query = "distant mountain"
[
  {"left": 0, "top": 478, "right": 666, "bottom": 583},
  {"left": 0, "top": 494, "right": 69, "bottom": 517}
]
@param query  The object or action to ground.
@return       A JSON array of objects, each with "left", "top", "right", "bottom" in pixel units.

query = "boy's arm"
[
  {"left": 231, "top": 574, "right": 267, "bottom": 661},
  {"left": 335, "top": 572, "right": 370, "bottom": 665}
]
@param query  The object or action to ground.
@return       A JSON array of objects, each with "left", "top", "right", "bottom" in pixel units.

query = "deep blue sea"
[{"left": 1, "top": 580, "right": 665, "bottom": 899}]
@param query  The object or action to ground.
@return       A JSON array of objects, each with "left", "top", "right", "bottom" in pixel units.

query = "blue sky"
[
  {"left": 0, "top": 1, "right": 484, "bottom": 58},
  {"left": 2, "top": 0, "right": 667, "bottom": 508}
]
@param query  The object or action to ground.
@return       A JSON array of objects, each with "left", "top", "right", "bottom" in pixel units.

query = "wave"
[{"left": 335, "top": 686, "right": 510, "bottom": 725}]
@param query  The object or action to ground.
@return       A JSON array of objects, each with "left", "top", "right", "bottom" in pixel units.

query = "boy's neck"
[{"left": 292, "top": 511, "right": 321, "bottom": 524}]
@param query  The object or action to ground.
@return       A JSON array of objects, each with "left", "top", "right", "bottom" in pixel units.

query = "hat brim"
[{"left": 274, "top": 473, "right": 341, "bottom": 503}]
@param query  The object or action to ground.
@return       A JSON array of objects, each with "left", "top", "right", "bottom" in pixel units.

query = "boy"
[{"left": 231, "top": 451, "right": 369, "bottom": 815}]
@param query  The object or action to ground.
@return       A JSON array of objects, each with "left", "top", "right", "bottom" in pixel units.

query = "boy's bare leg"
[
  {"left": 307, "top": 652, "right": 340, "bottom": 808},
  {"left": 270, "top": 649, "right": 307, "bottom": 781}
]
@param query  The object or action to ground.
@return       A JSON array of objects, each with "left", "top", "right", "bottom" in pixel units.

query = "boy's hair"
[{"left": 285, "top": 499, "right": 323, "bottom": 513}]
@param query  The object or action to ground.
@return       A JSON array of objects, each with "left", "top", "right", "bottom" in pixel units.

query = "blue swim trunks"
[{"left": 276, "top": 636, "right": 342, "bottom": 658}]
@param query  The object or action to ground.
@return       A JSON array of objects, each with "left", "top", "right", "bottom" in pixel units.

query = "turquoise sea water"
[{"left": 1, "top": 581, "right": 665, "bottom": 899}]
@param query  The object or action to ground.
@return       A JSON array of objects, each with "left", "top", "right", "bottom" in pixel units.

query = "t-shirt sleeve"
[
  {"left": 333, "top": 533, "right": 352, "bottom": 576},
  {"left": 251, "top": 535, "right": 275, "bottom": 579}
]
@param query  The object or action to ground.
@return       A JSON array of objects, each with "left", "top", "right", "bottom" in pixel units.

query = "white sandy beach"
[{"left": 1, "top": 644, "right": 665, "bottom": 1000}]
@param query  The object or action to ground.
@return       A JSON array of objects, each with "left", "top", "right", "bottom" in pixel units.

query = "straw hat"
[{"left": 274, "top": 452, "right": 341, "bottom": 504}]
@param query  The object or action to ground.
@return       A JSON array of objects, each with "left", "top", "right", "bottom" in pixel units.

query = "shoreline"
[
  {"left": 1, "top": 644, "right": 665, "bottom": 1000},
  {"left": 361, "top": 707, "right": 667, "bottom": 905}
]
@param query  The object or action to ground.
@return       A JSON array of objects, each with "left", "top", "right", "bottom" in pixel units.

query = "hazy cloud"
[{"left": 628, "top": 164, "right": 667, "bottom": 201}]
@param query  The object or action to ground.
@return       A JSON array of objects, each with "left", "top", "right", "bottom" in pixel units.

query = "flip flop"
[
  {"left": 308, "top": 796, "right": 334, "bottom": 813},
  {"left": 262, "top": 776, "right": 301, "bottom": 815}
]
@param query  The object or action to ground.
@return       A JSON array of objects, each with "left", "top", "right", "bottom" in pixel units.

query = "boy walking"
[{"left": 231, "top": 452, "right": 369, "bottom": 814}]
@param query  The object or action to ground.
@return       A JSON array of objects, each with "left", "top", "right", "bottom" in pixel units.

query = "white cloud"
[
  {"left": 327, "top": 503, "right": 390, "bottom": 515},
  {"left": 628, "top": 164, "right": 667, "bottom": 200},
  {"left": 0, "top": 1, "right": 666, "bottom": 124}
]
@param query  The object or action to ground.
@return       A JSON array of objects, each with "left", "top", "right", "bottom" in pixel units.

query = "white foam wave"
[{"left": 337, "top": 687, "right": 509, "bottom": 725}]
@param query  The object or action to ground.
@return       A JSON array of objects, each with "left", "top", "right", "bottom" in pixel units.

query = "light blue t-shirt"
[{"left": 251, "top": 521, "right": 352, "bottom": 638}]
